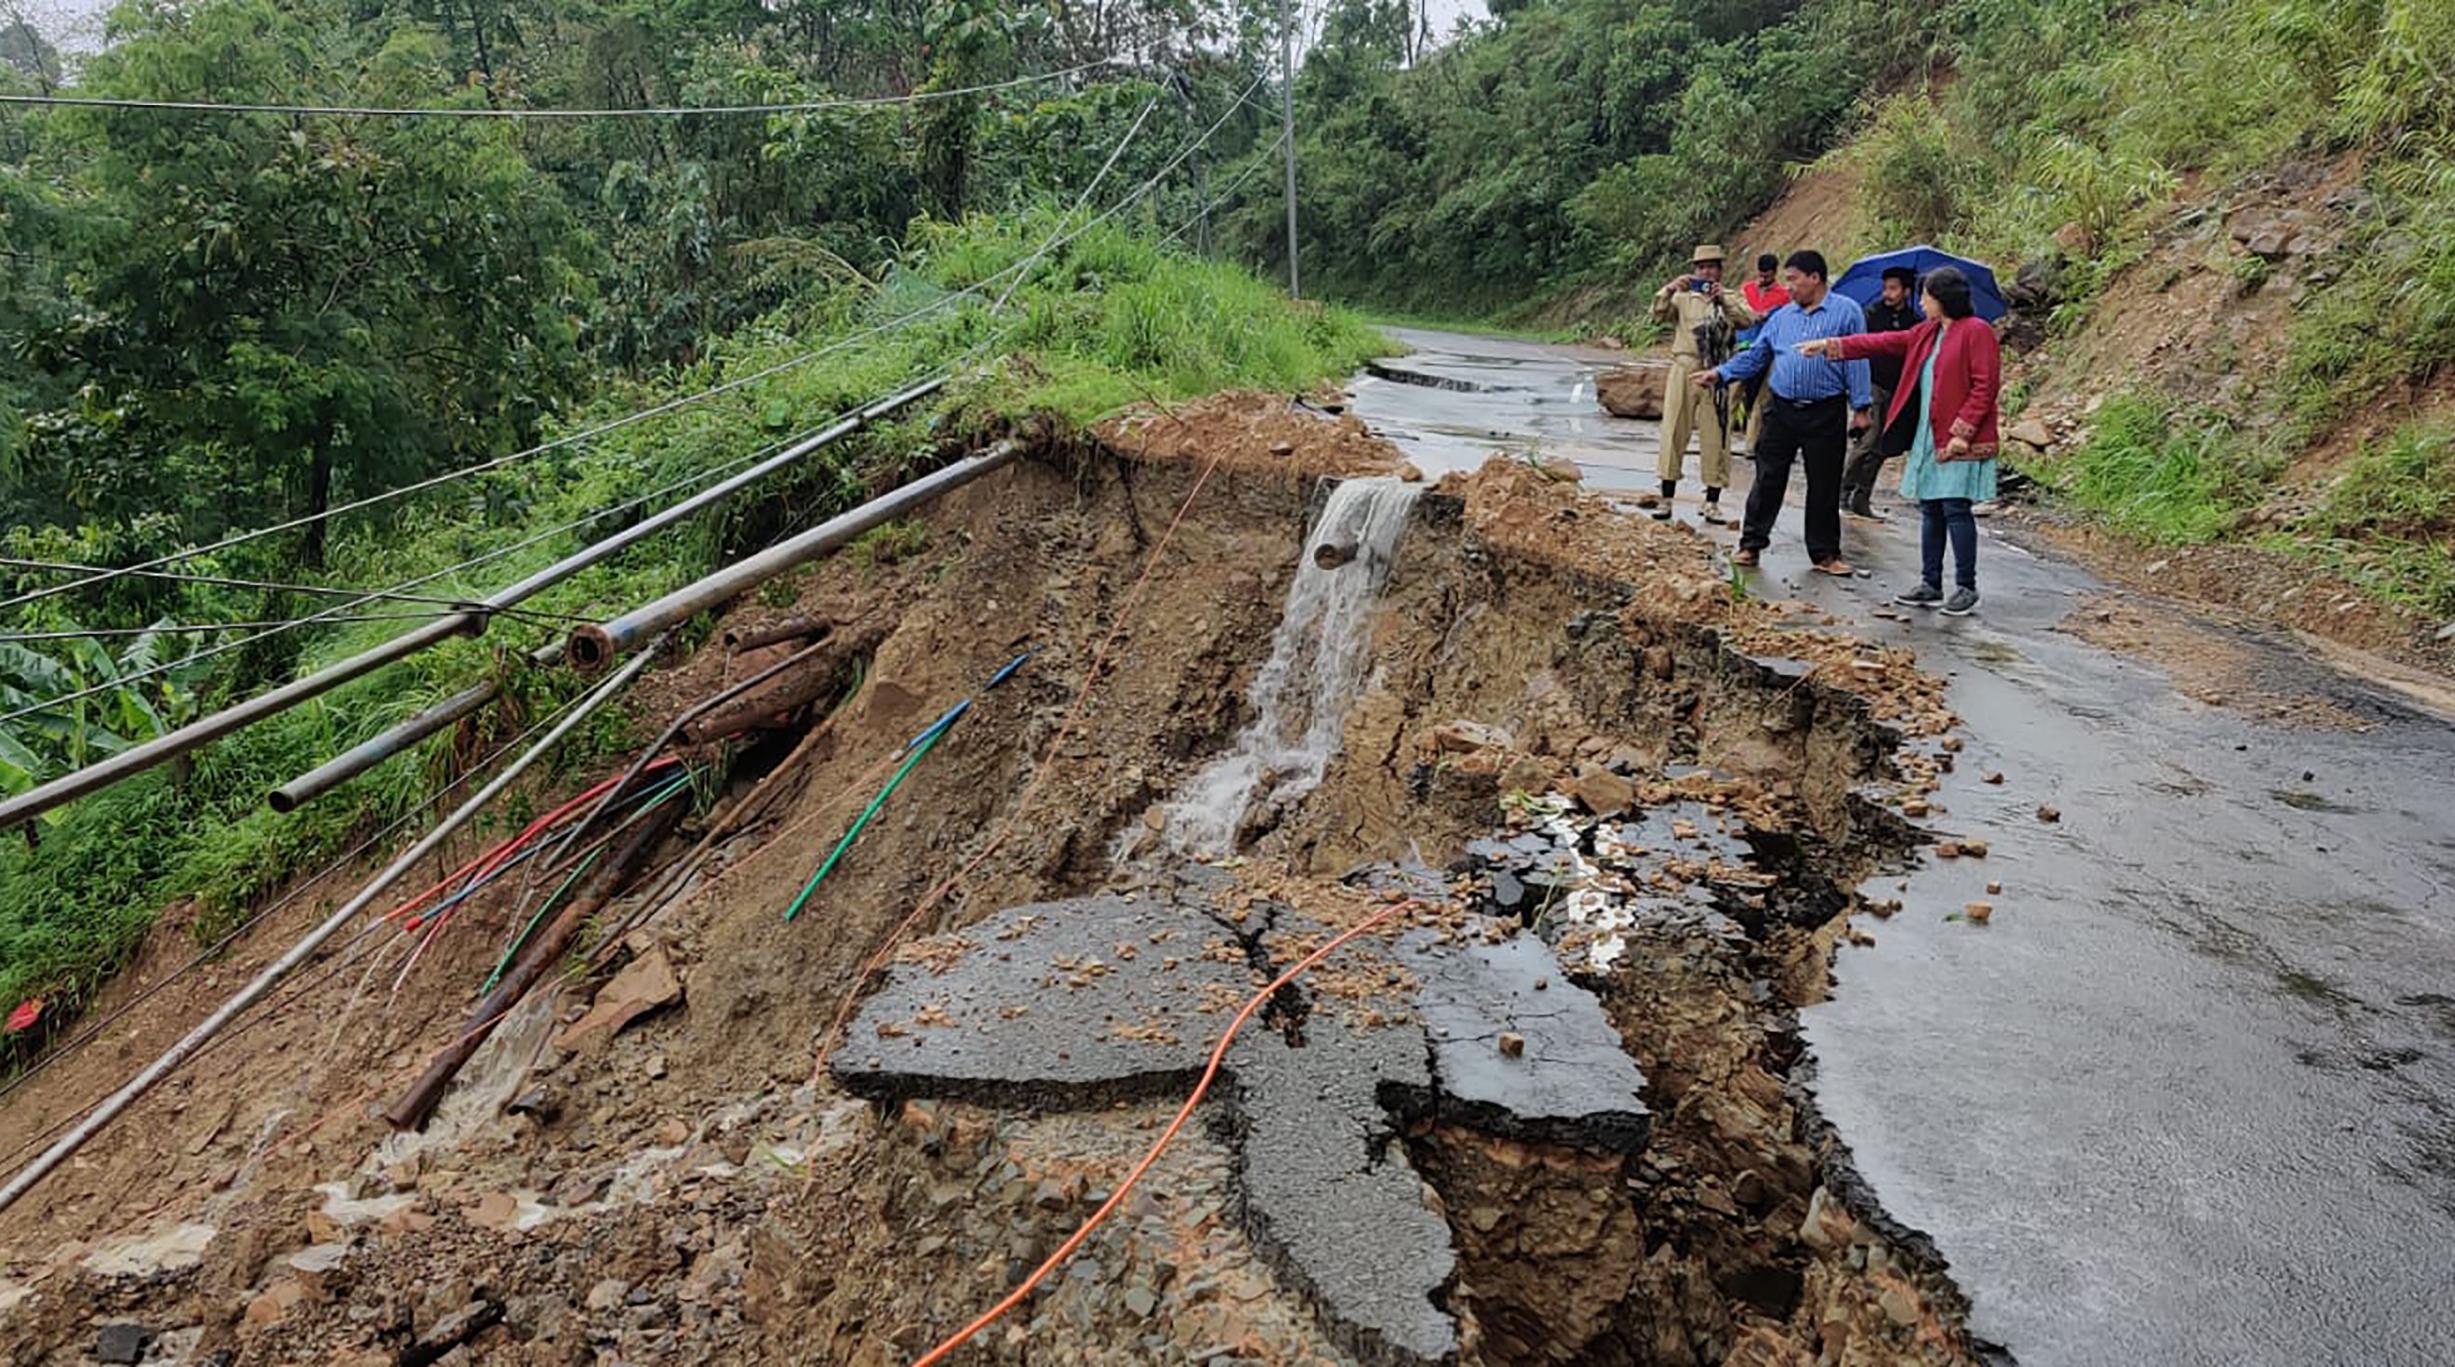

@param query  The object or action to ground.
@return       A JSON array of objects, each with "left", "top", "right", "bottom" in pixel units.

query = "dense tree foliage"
[{"left": 1228, "top": 0, "right": 1916, "bottom": 313}]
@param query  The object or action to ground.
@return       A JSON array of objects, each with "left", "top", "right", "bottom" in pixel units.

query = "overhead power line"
[
  {"left": 1, "top": 79, "right": 1258, "bottom": 621},
  {"left": 0, "top": 59, "right": 1121, "bottom": 120},
  {"left": 0, "top": 614, "right": 455, "bottom": 644},
  {"left": 0, "top": 556, "right": 591, "bottom": 623}
]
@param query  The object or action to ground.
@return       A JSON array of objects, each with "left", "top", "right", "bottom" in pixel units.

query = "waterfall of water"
[{"left": 1158, "top": 477, "right": 1422, "bottom": 856}]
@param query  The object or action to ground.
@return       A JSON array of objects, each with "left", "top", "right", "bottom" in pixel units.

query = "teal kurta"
[{"left": 1897, "top": 322, "right": 2000, "bottom": 503}]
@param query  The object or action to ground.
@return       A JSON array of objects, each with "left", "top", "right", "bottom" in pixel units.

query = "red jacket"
[
  {"left": 1743, "top": 279, "right": 1791, "bottom": 315},
  {"left": 1830, "top": 318, "right": 2002, "bottom": 458}
]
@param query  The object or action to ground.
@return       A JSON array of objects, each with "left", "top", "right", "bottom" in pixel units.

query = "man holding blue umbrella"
[
  {"left": 1841, "top": 266, "right": 1923, "bottom": 519},
  {"left": 1831, "top": 245, "right": 2009, "bottom": 322}
]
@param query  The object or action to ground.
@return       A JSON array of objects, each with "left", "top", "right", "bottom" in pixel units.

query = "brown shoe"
[
  {"left": 1811, "top": 558, "right": 1855, "bottom": 577},
  {"left": 1732, "top": 548, "right": 1760, "bottom": 568}
]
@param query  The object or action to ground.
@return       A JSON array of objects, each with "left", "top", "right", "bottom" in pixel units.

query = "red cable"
[
  {"left": 383, "top": 755, "right": 681, "bottom": 926},
  {"left": 910, "top": 898, "right": 1411, "bottom": 1367}
]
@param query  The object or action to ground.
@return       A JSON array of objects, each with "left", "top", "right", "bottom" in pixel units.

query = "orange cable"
[
  {"left": 909, "top": 898, "right": 1413, "bottom": 1367},
  {"left": 817, "top": 439, "right": 1229, "bottom": 1069}
]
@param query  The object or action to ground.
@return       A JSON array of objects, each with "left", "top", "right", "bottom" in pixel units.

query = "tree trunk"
[
  {"left": 466, "top": 0, "right": 499, "bottom": 104},
  {"left": 300, "top": 420, "right": 336, "bottom": 571}
]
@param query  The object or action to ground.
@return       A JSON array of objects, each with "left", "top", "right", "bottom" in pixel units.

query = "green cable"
[
  {"left": 782, "top": 723, "right": 947, "bottom": 923},
  {"left": 479, "top": 768, "right": 696, "bottom": 993},
  {"left": 483, "top": 850, "right": 599, "bottom": 995}
]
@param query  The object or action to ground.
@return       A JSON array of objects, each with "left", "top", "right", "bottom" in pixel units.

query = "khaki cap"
[{"left": 1691, "top": 243, "right": 1726, "bottom": 264}]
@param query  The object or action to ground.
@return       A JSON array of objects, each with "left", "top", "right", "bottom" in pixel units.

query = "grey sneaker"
[
  {"left": 1701, "top": 499, "right": 1725, "bottom": 526},
  {"left": 1650, "top": 503, "right": 1673, "bottom": 521},
  {"left": 1894, "top": 583, "right": 1944, "bottom": 608},
  {"left": 1941, "top": 587, "right": 1981, "bottom": 616}
]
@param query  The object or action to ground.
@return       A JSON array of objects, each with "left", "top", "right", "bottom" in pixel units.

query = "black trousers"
[
  {"left": 1742, "top": 394, "right": 1848, "bottom": 562},
  {"left": 1842, "top": 383, "right": 1894, "bottom": 496}
]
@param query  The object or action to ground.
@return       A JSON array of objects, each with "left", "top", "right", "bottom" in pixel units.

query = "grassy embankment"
[{"left": 0, "top": 213, "right": 1386, "bottom": 1046}]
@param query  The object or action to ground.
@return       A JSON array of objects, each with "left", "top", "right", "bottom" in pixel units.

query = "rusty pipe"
[{"left": 722, "top": 617, "right": 833, "bottom": 652}]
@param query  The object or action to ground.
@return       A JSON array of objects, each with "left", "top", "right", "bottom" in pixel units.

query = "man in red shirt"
[
  {"left": 1733, "top": 253, "right": 1790, "bottom": 452},
  {"left": 1741, "top": 253, "right": 1790, "bottom": 320}
]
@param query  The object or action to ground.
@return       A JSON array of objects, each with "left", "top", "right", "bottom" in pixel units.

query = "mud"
[{"left": 0, "top": 396, "right": 1982, "bottom": 1366}]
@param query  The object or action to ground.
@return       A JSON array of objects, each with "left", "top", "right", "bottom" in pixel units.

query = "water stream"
[{"left": 1157, "top": 476, "right": 1421, "bottom": 856}]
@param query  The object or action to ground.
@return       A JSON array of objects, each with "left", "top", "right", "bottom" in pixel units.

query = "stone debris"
[
  {"left": 1595, "top": 362, "right": 1670, "bottom": 419},
  {"left": 555, "top": 946, "right": 684, "bottom": 1054},
  {"left": 93, "top": 1323, "right": 149, "bottom": 1365}
]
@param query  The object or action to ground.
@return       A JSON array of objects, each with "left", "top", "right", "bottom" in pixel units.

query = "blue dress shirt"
[{"left": 1717, "top": 295, "right": 1873, "bottom": 411}]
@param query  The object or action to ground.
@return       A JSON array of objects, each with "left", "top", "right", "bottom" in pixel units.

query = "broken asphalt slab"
[{"left": 831, "top": 876, "right": 1647, "bottom": 1365}]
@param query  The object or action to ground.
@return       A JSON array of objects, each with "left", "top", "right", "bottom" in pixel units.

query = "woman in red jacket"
[{"left": 1798, "top": 266, "right": 2001, "bottom": 615}]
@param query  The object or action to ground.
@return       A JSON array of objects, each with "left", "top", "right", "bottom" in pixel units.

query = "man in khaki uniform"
[{"left": 1648, "top": 244, "right": 1757, "bottom": 525}]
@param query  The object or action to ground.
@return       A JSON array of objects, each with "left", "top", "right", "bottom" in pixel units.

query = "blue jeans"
[{"left": 1920, "top": 498, "right": 1977, "bottom": 591}]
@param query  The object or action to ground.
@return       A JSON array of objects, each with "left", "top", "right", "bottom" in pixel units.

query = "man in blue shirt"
[{"left": 1695, "top": 250, "right": 1874, "bottom": 574}]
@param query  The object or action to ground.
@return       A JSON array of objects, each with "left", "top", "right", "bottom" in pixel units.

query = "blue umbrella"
[{"left": 1833, "top": 245, "right": 2009, "bottom": 322}]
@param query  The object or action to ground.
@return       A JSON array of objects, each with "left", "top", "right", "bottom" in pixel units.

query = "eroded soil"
[{"left": 1, "top": 394, "right": 1983, "bottom": 1366}]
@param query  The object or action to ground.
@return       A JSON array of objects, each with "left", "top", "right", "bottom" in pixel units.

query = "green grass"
[
  {"left": 2284, "top": 423, "right": 2455, "bottom": 616},
  {"left": 2051, "top": 393, "right": 2280, "bottom": 545},
  {"left": 0, "top": 210, "right": 1381, "bottom": 1051}
]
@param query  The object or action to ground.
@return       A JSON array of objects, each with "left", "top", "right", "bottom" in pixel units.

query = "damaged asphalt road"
[{"left": 1350, "top": 328, "right": 2455, "bottom": 1366}]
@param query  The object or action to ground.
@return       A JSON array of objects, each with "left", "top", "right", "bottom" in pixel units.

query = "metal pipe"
[
  {"left": 267, "top": 638, "right": 568, "bottom": 814},
  {"left": 268, "top": 680, "right": 499, "bottom": 813},
  {"left": 567, "top": 441, "right": 1021, "bottom": 672},
  {"left": 0, "top": 642, "right": 664, "bottom": 1216},
  {"left": 0, "top": 376, "right": 943, "bottom": 833}
]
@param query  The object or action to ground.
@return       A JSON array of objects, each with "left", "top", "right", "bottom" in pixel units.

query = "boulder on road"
[{"left": 1596, "top": 363, "right": 1669, "bottom": 419}]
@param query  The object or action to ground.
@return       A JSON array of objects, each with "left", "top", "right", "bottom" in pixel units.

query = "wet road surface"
[{"left": 1349, "top": 328, "right": 2455, "bottom": 1365}]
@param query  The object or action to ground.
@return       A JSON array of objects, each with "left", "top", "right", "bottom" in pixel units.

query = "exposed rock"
[
  {"left": 245, "top": 1278, "right": 309, "bottom": 1326},
  {"left": 555, "top": 946, "right": 683, "bottom": 1054},
  {"left": 1596, "top": 363, "right": 1669, "bottom": 419},
  {"left": 1568, "top": 768, "right": 1636, "bottom": 818},
  {"left": 2006, "top": 417, "right": 2053, "bottom": 450},
  {"left": 1430, "top": 719, "right": 1513, "bottom": 756},
  {"left": 94, "top": 1323, "right": 150, "bottom": 1365}
]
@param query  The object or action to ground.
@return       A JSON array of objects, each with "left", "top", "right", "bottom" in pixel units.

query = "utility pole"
[{"left": 1279, "top": 0, "right": 1300, "bottom": 299}]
